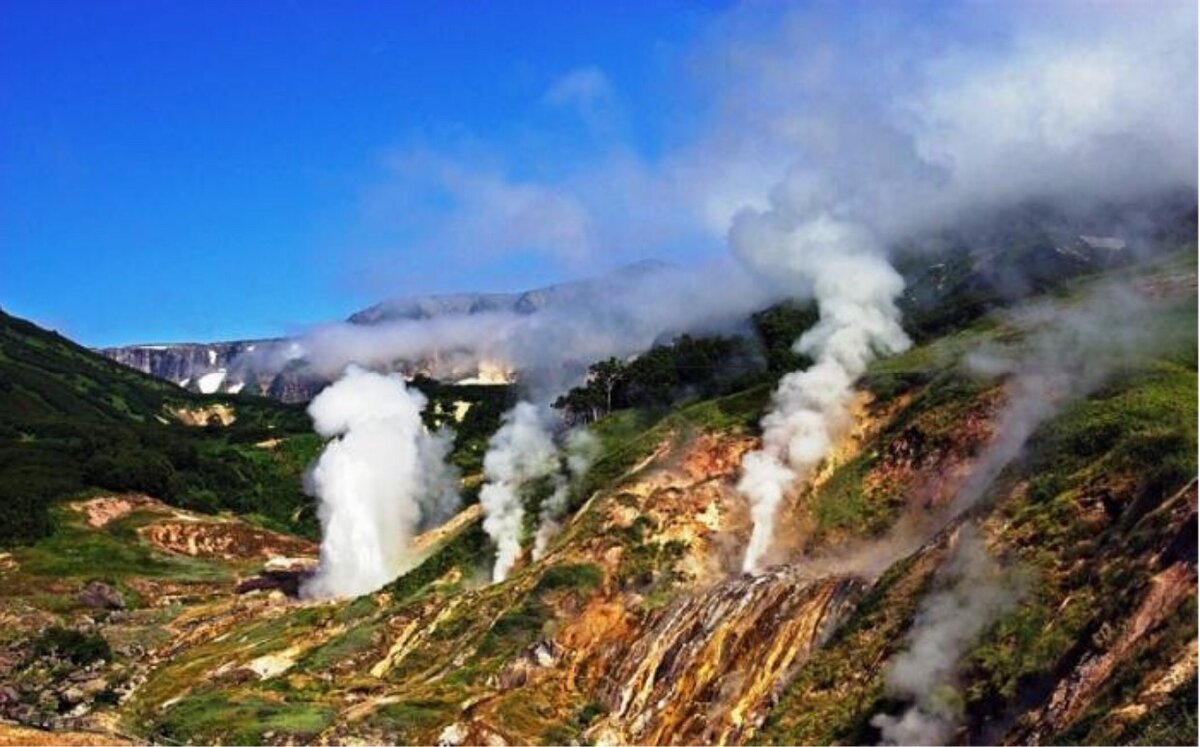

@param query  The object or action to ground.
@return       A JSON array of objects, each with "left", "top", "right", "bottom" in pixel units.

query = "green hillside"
[
  {"left": 0, "top": 308, "right": 323, "bottom": 544},
  {"left": 0, "top": 308, "right": 521, "bottom": 547}
]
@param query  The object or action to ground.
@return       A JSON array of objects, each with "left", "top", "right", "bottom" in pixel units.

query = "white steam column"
[
  {"left": 479, "top": 401, "right": 560, "bottom": 582},
  {"left": 302, "top": 366, "right": 459, "bottom": 599},
  {"left": 732, "top": 175, "right": 910, "bottom": 574}
]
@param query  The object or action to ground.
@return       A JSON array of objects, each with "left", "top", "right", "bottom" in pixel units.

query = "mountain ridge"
[{"left": 96, "top": 261, "right": 675, "bottom": 401}]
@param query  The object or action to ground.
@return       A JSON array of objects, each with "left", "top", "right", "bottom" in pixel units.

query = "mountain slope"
[
  {"left": 10, "top": 251, "right": 1181, "bottom": 745},
  {"left": 0, "top": 308, "right": 323, "bottom": 545},
  {"left": 1, "top": 245, "right": 1194, "bottom": 745}
]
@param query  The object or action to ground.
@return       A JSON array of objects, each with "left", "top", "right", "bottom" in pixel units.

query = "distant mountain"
[
  {"left": 98, "top": 261, "right": 673, "bottom": 401},
  {"left": 98, "top": 338, "right": 324, "bottom": 402},
  {"left": 348, "top": 259, "right": 671, "bottom": 325},
  {"left": 98, "top": 194, "right": 1195, "bottom": 403}
]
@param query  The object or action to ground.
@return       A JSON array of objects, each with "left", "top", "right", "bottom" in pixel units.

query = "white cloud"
[
  {"left": 542, "top": 66, "right": 615, "bottom": 111},
  {"left": 353, "top": 1, "right": 1195, "bottom": 283}
]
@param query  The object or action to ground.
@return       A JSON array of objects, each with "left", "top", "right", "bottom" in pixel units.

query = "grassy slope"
[
  {"left": 0, "top": 308, "right": 322, "bottom": 542},
  {"left": 2, "top": 242, "right": 1195, "bottom": 744},
  {"left": 759, "top": 255, "right": 1198, "bottom": 745},
  {"left": 125, "top": 383, "right": 773, "bottom": 745}
]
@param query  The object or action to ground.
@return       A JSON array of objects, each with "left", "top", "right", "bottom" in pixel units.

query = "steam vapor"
[
  {"left": 251, "top": 259, "right": 778, "bottom": 396},
  {"left": 479, "top": 401, "right": 560, "bottom": 582},
  {"left": 871, "top": 526, "right": 1020, "bottom": 746},
  {"left": 865, "top": 282, "right": 1173, "bottom": 743},
  {"left": 479, "top": 403, "right": 599, "bottom": 581},
  {"left": 726, "top": 0, "right": 1194, "bottom": 573},
  {"left": 733, "top": 179, "right": 911, "bottom": 574},
  {"left": 302, "top": 367, "right": 460, "bottom": 599},
  {"left": 286, "top": 1, "right": 1193, "bottom": 594},
  {"left": 533, "top": 429, "right": 600, "bottom": 561}
]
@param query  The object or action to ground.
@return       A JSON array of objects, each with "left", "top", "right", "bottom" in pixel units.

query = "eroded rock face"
[
  {"left": 1035, "top": 563, "right": 1195, "bottom": 735},
  {"left": 1008, "top": 480, "right": 1199, "bottom": 745},
  {"left": 74, "top": 494, "right": 158, "bottom": 529},
  {"left": 16, "top": 291, "right": 1195, "bottom": 747},
  {"left": 235, "top": 558, "right": 318, "bottom": 598},
  {"left": 590, "top": 571, "right": 862, "bottom": 745}
]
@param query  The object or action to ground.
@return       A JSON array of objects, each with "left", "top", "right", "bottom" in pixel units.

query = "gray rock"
[
  {"left": 58, "top": 686, "right": 85, "bottom": 705},
  {"left": 76, "top": 581, "right": 125, "bottom": 610}
]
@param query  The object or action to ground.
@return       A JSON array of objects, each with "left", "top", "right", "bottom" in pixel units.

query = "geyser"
[
  {"left": 733, "top": 181, "right": 910, "bottom": 574},
  {"left": 533, "top": 428, "right": 599, "bottom": 561},
  {"left": 302, "top": 366, "right": 460, "bottom": 599}
]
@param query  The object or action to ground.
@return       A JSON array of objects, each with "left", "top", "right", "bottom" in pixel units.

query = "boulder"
[{"left": 75, "top": 581, "right": 125, "bottom": 610}]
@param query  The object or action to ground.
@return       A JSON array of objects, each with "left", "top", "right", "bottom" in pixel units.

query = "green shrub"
[
  {"left": 31, "top": 626, "right": 111, "bottom": 665},
  {"left": 533, "top": 563, "right": 603, "bottom": 594}
]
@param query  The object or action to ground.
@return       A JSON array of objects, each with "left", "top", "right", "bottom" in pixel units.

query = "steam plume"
[
  {"left": 871, "top": 526, "right": 1020, "bottom": 745},
  {"left": 533, "top": 429, "right": 600, "bottom": 560},
  {"left": 726, "top": 0, "right": 1194, "bottom": 573},
  {"left": 302, "top": 367, "right": 460, "bottom": 599},
  {"left": 733, "top": 178, "right": 911, "bottom": 573},
  {"left": 480, "top": 401, "right": 560, "bottom": 582},
  {"left": 787, "top": 278, "right": 1180, "bottom": 586}
]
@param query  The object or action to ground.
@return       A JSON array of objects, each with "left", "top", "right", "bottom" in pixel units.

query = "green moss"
[
  {"left": 1120, "top": 676, "right": 1199, "bottom": 747},
  {"left": 476, "top": 598, "right": 551, "bottom": 659},
  {"left": 297, "top": 623, "right": 382, "bottom": 672},
  {"left": 369, "top": 697, "right": 457, "bottom": 740},
  {"left": 334, "top": 594, "right": 378, "bottom": 623},
  {"left": 153, "top": 692, "right": 334, "bottom": 745},
  {"left": 533, "top": 562, "right": 603, "bottom": 594},
  {"left": 30, "top": 625, "right": 111, "bottom": 665},
  {"left": 384, "top": 520, "right": 489, "bottom": 603},
  {"left": 810, "top": 451, "right": 897, "bottom": 536}
]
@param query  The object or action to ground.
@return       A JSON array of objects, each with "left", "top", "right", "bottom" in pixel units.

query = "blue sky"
[
  {"left": 4, "top": 1, "right": 1192, "bottom": 348},
  {"left": 0, "top": 0, "right": 729, "bottom": 345}
]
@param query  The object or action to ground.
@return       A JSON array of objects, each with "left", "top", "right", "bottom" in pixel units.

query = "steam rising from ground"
[
  {"left": 786, "top": 280, "right": 1177, "bottom": 585},
  {"left": 302, "top": 367, "right": 460, "bottom": 599},
  {"left": 733, "top": 182, "right": 911, "bottom": 573},
  {"left": 751, "top": 280, "right": 1180, "bottom": 743},
  {"left": 479, "top": 402, "right": 559, "bottom": 582},
  {"left": 283, "top": 1, "right": 1193, "bottom": 592},
  {"left": 724, "top": 0, "right": 1193, "bottom": 571},
  {"left": 533, "top": 429, "right": 600, "bottom": 561},
  {"left": 480, "top": 402, "right": 600, "bottom": 581},
  {"left": 871, "top": 527, "right": 1021, "bottom": 745}
]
